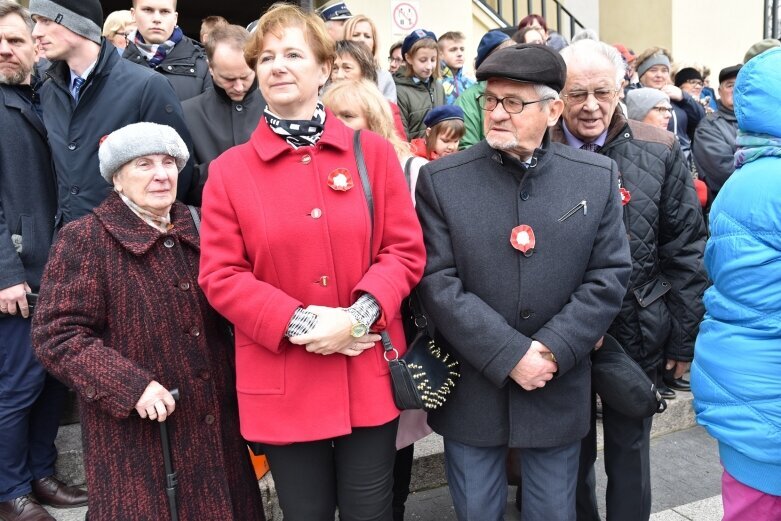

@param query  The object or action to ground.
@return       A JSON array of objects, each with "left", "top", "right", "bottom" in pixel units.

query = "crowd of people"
[{"left": 0, "top": 0, "right": 779, "bottom": 520}]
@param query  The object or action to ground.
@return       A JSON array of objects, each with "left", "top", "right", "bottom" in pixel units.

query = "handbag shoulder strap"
[
  {"left": 403, "top": 156, "right": 413, "bottom": 190},
  {"left": 188, "top": 205, "right": 201, "bottom": 234},
  {"left": 354, "top": 130, "right": 373, "bottom": 240},
  {"left": 352, "top": 130, "right": 397, "bottom": 357}
]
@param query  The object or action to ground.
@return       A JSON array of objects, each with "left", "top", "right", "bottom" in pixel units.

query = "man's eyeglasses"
[
  {"left": 477, "top": 94, "right": 551, "bottom": 114},
  {"left": 684, "top": 79, "right": 703, "bottom": 87},
  {"left": 561, "top": 88, "right": 618, "bottom": 104}
]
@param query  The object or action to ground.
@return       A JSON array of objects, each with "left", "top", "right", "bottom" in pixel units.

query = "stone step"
[{"left": 52, "top": 391, "right": 696, "bottom": 521}]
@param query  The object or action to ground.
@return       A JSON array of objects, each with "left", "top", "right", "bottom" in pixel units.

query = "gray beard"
[{"left": 0, "top": 67, "right": 30, "bottom": 86}]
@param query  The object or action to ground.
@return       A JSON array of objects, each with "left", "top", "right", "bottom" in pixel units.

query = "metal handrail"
[{"left": 475, "top": 0, "right": 586, "bottom": 39}]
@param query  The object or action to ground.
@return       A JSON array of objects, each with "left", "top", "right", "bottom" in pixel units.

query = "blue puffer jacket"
[{"left": 691, "top": 47, "right": 781, "bottom": 496}]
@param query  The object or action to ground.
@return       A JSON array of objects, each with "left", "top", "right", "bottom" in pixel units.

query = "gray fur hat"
[
  {"left": 625, "top": 88, "right": 669, "bottom": 121},
  {"left": 99, "top": 123, "right": 189, "bottom": 183},
  {"left": 29, "top": 0, "right": 103, "bottom": 45}
]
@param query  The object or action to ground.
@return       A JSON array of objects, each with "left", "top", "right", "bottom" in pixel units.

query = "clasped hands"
[
  {"left": 289, "top": 305, "right": 381, "bottom": 357},
  {"left": 510, "top": 340, "right": 558, "bottom": 391}
]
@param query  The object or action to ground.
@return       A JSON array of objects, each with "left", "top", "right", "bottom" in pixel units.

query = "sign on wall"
[{"left": 391, "top": 0, "right": 420, "bottom": 37}]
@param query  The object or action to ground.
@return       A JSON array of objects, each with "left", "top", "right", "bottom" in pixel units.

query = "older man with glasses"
[
  {"left": 553, "top": 39, "right": 708, "bottom": 521},
  {"left": 415, "top": 42, "right": 632, "bottom": 521}
]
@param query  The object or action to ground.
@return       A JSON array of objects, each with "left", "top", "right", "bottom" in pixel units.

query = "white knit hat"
[
  {"left": 625, "top": 88, "right": 669, "bottom": 121},
  {"left": 98, "top": 123, "right": 189, "bottom": 183}
]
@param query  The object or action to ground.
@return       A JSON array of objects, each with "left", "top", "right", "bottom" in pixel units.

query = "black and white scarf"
[{"left": 264, "top": 102, "right": 326, "bottom": 149}]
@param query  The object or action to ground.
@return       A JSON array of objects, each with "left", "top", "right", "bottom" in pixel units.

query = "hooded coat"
[
  {"left": 393, "top": 73, "right": 445, "bottom": 140},
  {"left": 691, "top": 47, "right": 781, "bottom": 496}
]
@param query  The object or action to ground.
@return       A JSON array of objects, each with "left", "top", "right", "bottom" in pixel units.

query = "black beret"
[
  {"left": 674, "top": 67, "right": 703, "bottom": 87},
  {"left": 476, "top": 43, "right": 567, "bottom": 92},
  {"left": 718, "top": 64, "right": 742, "bottom": 84}
]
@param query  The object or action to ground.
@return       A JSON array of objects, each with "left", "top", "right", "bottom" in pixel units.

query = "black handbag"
[
  {"left": 591, "top": 334, "right": 667, "bottom": 419},
  {"left": 353, "top": 130, "right": 459, "bottom": 411}
]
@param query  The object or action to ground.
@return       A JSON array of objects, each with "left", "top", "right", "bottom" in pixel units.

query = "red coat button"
[{"left": 301, "top": 155, "right": 311, "bottom": 164}]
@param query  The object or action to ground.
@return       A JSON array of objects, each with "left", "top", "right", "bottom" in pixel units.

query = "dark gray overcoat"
[
  {"left": 182, "top": 82, "right": 265, "bottom": 205},
  {"left": 416, "top": 137, "right": 632, "bottom": 448}
]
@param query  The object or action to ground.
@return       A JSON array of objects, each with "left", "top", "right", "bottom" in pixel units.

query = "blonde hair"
[
  {"left": 403, "top": 38, "right": 441, "bottom": 80},
  {"left": 244, "top": 3, "right": 335, "bottom": 71},
  {"left": 102, "top": 10, "right": 133, "bottom": 38},
  {"left": 322, "top": 79, "right": 411, "bottom": 160},
  {"left": 343, "top": 15, "right": 379, "bottom": 58}
]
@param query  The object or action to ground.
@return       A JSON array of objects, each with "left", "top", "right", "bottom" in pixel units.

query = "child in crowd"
[
  {"left": 394, "top": 29, "right": 446, "bottom": 140},
  {"left": 410, "top": 105, "right": 465, "bottom": 161},
  {"left": 438, "top": 31, "right": 475, "bottom": 105}
]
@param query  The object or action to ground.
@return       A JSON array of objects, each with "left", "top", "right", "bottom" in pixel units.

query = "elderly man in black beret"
[
  {"left": 415, "top": 43, "right": 632, "bottom": 521},
  {"left": 553, "top": 39, "right": 707, "bottom": 521}
]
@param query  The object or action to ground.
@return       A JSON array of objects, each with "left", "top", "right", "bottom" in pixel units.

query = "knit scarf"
[
  {"left": 117, "top": 191, "right": 173, "bottom": 233},
  {"left": 734, "top": 131, "right": 781, "bottom": 169},
  {"left": 130, "top": 26, "right": 184, "bottom": 68},
  {"left": 264, "top": 102, "right": 326, "bottom": 149}
]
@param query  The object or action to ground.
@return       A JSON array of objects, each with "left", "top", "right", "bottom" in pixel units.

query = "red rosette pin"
[
  {"left": 510, "top": 225, "right": 536, "bottom": 254},
  {"left": 327, "top": 168, "right": 354, "bottom": 191},
  {"left": 619, "top": 187, "right": 631, "bottom": 206}
]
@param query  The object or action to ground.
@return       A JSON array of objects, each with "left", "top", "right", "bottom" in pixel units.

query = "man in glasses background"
[
  {"left": 553, "top": 39, "right": 708, "bottom": 521},
  {"left": 415, "top": 42, "right": 632, "bottom": 521}
]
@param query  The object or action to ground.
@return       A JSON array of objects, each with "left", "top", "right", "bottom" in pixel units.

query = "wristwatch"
[{"left": 346, "top": 309, "right": 369, "bottom": 338}]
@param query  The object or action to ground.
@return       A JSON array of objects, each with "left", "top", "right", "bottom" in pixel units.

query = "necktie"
[
  {"left": 580, "top": 142, "right": 601, "bottom": 153},
  {"left": 71, "top": 77, "right": 85, "bottom": 100}
]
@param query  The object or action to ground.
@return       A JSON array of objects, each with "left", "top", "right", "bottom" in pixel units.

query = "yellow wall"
[
  {"left": 671, "top": 0, "right": 762, "bottom": 82},
  {"left": 599, "top": 0, "right": 673, "bottom": 51},
  {"left": 600, "top": 0, "right": 763, "bottom": 84}
]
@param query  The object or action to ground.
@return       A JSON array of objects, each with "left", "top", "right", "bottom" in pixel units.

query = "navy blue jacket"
[
  {"left": 0, "top": 82, "right": 57, "bottom": 292},
  {"left": 38, "top": 40, "right": 195, "bottom": 224}
]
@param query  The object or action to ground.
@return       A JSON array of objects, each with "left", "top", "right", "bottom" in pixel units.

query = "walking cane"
[{"left": 161, "top": 388, "right": 180, "bottom": 521}]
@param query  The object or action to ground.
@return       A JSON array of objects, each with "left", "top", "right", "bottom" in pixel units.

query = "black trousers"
[
  {"left": 261, "top": 418, "right": 399, "bottom": 521},
  {"left": 576, "top": 367, "right": 656, "bottom": 521}
]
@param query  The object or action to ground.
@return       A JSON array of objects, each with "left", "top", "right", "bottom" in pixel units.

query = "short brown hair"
[
  {"left": 205, "top": 24, "right": 249, "bottom": 62},
  {"left": 0, "top": 0, "right": 33, "bottom": 32},
  {"left": 335, "top": 40, "right": 377, "bottom": 83},
  {"left": 244, "top": 3, "right": 335, "bottom": 71},
  {"left": 438, "top": 31, "right": 465, "bottom": 46},
  {"left": 200, "top": 15, "right": 228, "bottom": 41}
]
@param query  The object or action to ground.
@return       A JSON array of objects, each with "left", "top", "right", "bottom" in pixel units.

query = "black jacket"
[
  {"left": 123, "top": 36, "right": 212, "bottom": 102},
  {"left": 0, "top": 82, "right": 57, "bottom": 292},
  {"left": 692, "top": 101, "right": 738, "bottom": 197},
  {"left": 553, "top": 113, "right": 708, "bottom": 370},
  {"left": 182, "top": 81, "right": 265, "bottom": 204},
  {"left": 38, "top": 40, "right": 195, "bottom": 224},
  {"left": 417, "top": 138, "right": 631, "bottom": 447}
]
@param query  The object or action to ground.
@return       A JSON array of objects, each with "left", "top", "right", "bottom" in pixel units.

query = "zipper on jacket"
[{"left": 558, "top": 200, "right": 587, "bottom": 222}]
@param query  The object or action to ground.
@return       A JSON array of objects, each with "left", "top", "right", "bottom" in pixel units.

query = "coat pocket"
[
  {"left": 632, "top": 276, "right": 673, "bottom": 359},
  {"left": 235, "top": 341, "right": 286, "bottom": 395}
]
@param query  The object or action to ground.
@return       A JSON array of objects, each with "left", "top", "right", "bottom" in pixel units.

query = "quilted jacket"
[{"left": 553, "top": 113, "right": 708, "bottom": 369}]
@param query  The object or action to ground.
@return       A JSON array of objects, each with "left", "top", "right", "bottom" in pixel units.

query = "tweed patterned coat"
[{"left": 31, "top": 192, "right": 265, "bottom": 521}]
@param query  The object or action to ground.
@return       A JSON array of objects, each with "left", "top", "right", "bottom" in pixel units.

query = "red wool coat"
[
  {"left": 32, "top": 194, "right": 265, "bottom": 521},
  {"left": 199, "top": 112, "right": 425, "bottom": 444}
]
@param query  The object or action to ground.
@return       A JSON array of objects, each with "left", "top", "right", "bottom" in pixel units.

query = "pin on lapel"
[
  {"left": 328, "top": 168, "right": 354, "bottom": 191},
  {"left": 558, "top": 200, "right": 588, "bottom": 222}
]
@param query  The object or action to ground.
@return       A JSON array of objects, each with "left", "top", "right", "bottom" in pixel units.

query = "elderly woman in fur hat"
[{"left": 31, "top": 123, "right": 266, "bottom": 521}]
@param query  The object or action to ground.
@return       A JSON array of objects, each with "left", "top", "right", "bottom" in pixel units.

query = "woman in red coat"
[
  {"left": 198, "top": 4, "right": 425, "bottom": 520},
  {"left": 31, "top": 123, "right": 265, "bottom": 520}
]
